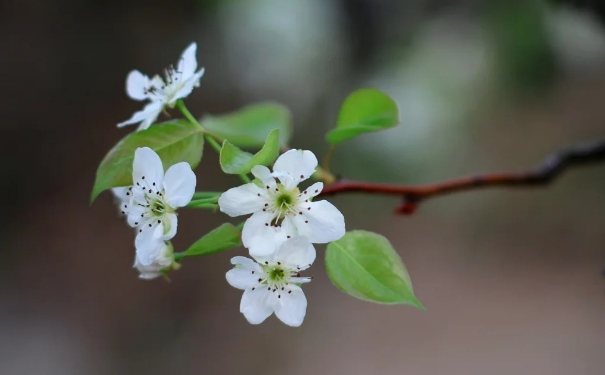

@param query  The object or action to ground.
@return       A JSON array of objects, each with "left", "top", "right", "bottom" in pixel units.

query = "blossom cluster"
[{"left": 110, "top": 43, "right": 346, "bottom": 327}]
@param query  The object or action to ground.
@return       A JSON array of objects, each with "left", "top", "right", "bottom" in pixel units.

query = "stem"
[
  {"left": 192, "top": 191, "right": 222, "bottom": 200},
  {"left": 176, "top": 99, "right": 203, "bottom": 130},
  {"left": 319, "top": 139, "right": 605, "bottom": 215},
  {"left": 176, "top": 100, "right": 251, "bottom": 184},
  {"left": 322, "top": 144, "right": 336, "bottom": 173}
]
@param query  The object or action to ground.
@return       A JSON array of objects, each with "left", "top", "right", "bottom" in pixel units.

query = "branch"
[{"left": 319, "top": 140, "right": 605, "bottom": 215}]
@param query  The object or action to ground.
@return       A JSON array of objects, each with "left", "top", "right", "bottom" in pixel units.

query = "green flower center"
[
  {"left": 268, "top": 266, "right": 285, "bottom": 282},
  {"left": 276, "top": 193, "right": 293, "bottom": 207},
  {"left": 151, "top": 200, "right": 166, "bottom": 215}
]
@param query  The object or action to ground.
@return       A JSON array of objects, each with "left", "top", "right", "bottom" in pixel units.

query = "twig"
[{"left": 319, "top": 140, "right": 605, "bottom": 215}]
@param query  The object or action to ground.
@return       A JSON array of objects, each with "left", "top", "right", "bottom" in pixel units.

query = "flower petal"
[
  {"left": 226, "top": 257, "right": 264, "bottom": 290},
  {"left": 135, "top": 230, "right": 164, "bottom": 266},
  {"left": 132, "top": 147, "right": 165, "bottom": 189},
  {"left": 112, "top": 186, "right": 130, "bottom": 202},
  {"left": 218, "top": 183, "right": 268, "bottom": 217},
  {"left": 275, "top": 236, "right": 316, "bottom": 269},
  {"left": 273, "top": 150, "right": 317, "bottom": 186},
  {"left": 242, "top": 211, "right": 288, "bottom": 257},
  {"left": 125, "top": 70, "right": 150, "bottom": 101},
  {"left": 240, "top": 287, "right": 275, "bottom": 325},
  {"left": 293, "top": 200, "right": 345, "bottom": 243},
  {"left": 299, "top": 182, "right": 324, "bottom": 201},
  {"left": 274, "top": 285, "right": 307, "bottom": 327},
  {"left": 160, "top": 212, "right": 178, "bottom": 240},
  {"left": 177, "top": 43, "right": 198, "bottom": 80},
  {"left": 251, "top": 165, "right": 277, "bottom": 190},
  {"left": 169, "top": 69, "right": 205, "bottom": 105},
  {"left": 117, "top": 101, "right": 163, "bottom": 130},
  {"left": 163, "top": 162, "right": 196, "bottom": 208}
]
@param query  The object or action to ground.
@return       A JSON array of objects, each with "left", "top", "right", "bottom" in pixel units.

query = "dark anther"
[
  {"left": 288, "top": 290, "right": 292, "bottom": 294},
  {"left": 308, "top": 207, "right": 311, "bottom": 210},
  {"left": 268, "top": 287, "right": 271, "bottom": 290},
  {"left": 287, "top": 236, "right": 291, "bottom": 238},
  {"left": 148, "top": 223, "right": 152, "bottom": 227},
  {"left": 315, "top": 190, "right": 318, "bottom": 193},
  {"left": 142, "top": 176, "right": 145, "bottom": 179},
  {"left": 141, "top": 214, "right": 144, "bottom": 217},
  {"left": 148, "top": 189, "right": 152, "bottom": 194},
  {"left": 139, "top": 229, "right": 143, "bottom": 233},
  {"left": 157, "top": 220, "right": 161, "bottom": 223},
  {"left": 252, "top": 271, "right": 255, "bottom": 274},
  {"left": 152, "top": 182, "right": 155, "bottom": 186},
  {"left": 258, "top": 278, "right": 262, "bottom": 282},
  {"left": 266, "top": 186, "right": 270, "bottom": 189},
  {"left": 281, "top": 287, "right": 284, "bottom": 290},
  {"left": 121, "top": 211, "right": 125, "bottom": 214},
  {"left": 277, "top": 262, "right": 281, "bottom": 265},
  {"left": 300, "top": 175, "right": 304, "bottom": 178},
  {"left": 265, "top": 261, "right": 269, "bottom": 264},
  {"left": 278, "top": 295, "right": 281, "bottom": 299},
  {"left": 303, "top": 191, "right": 307, "bottom": 194},
  {"left": 257, "top": 193, "right": 261, "bottom": 196},
  {"left": 252, "top": 287, "right": 255, "bottom": 291},
  {"left": 299, "top": 212, "right": 302, "bottom": 215},
  {"left": 305, "top": 220, "right": 308, "bottom": 223},
  {"left": 264, "top": 203, "right": 268, "bottom": 207},
  {"left": 126, "top": 192, "right": 130, "bottom": 196},
  {"left": 265, "top": 223, "right": 269, "bottom": 226}
]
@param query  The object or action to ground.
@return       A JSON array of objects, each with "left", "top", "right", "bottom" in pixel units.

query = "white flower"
[
  {"left": 226, "top": 236, "right": 315, "bottom": 327},
  {"left": 218, "top": 149, "right": 345, "bottom": 257},
  {"left": 122, "top": 147, "right": 196, "bottom": 265},
  {"left": 117, "top": 42, "right": 206, "bottom": 131},
  {"left": 134, "top": 241, "right": 176, "bottom": 280}
]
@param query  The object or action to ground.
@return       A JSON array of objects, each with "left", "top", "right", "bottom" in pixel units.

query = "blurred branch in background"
[{"left": 320, "top": 139, "right": 605, "bottom": 214}]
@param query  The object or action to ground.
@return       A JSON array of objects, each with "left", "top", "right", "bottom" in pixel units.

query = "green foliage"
[
  {"left": 91, "top": 120, "right": 204, "bottom": 202},
  {"left": 179, "top": 223, "right": 241, "bottom": 258},
  {"left": 326, "top": 88, "right": 399, "bottom": 145},
  {"left": 325, "top": 230, "right": 424, "bottom": 308},
  {"left": 219, "top": 129, "right": 280, "bottom": 174},
  {"left": 201, "top": 102, "right": 292, "bottom": 148}
]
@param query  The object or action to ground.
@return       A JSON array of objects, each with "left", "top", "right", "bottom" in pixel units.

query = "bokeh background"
[{"left": 1, "top": 0, "right": 605, "bottom": 374}]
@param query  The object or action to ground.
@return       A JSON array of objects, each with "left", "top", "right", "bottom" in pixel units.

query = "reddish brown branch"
[{"left": 319, "top": 140, "right": 605, "bottom": 215}]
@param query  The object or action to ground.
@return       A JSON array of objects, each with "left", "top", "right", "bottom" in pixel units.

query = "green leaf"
[
  {"left": 91, "top": 120, "right": 204, "bottom": 203},
  {"left": 325, "top": 230, "right": 424, "bottom": 308},
  {"left": 326, "top": 88, "right": 399, "bottom": 145},
  {"left": 181, "top": 223, "right": 241, "bottom": 258},
  {"left": 201, "top": 102, "right": 292, "bottom": 148},
  {"left": 219, "top": 129, "right": 280, "bottom": 174}
]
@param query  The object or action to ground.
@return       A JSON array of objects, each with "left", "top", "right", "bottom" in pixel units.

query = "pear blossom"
[
  {"left": 226, "top": 236, "right": 315, "bottom": 327},
  {"left": 122, "top": 147, "right": 196, "bottom": 265},
  {"left": 134, "top": 241, "right": 178, "bottom": 280},
  {"left": 117, "top": 42, "right": 205, "bottom": 130},
  {"left": 218, "top": 149, "right": 345, "bottom": 257}
]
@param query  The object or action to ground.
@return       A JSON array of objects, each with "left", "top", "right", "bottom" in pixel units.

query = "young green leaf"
[
  {"left": 219, "top": 129, "right": 280, "bottom": 175},
  {"left": 201, "top": 102, "right": 292, "bottom": 148},
  {"left": 180, "top": 223, "right": 241, "bottom": 258},
  {"left": 326, "top": 88, "right": 399, "bottom": 145},
  {"left": 325, "top": 230, "right": 424, "bottom": 308},
  {"left": 91, "top": 120, "right": 204, "bottom": 203}
]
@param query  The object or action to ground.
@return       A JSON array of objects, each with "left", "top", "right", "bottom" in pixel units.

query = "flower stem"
[
  {"left": 176, "top": 99, "right": 204, "bottom": 130},
  {"left": 176, "top": 100, "right": 251, "bottom": 184}
]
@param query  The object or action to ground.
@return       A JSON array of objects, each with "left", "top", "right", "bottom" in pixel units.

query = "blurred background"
[{"left": 1, "top": 0, "right": 605, "bottom": 374}]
